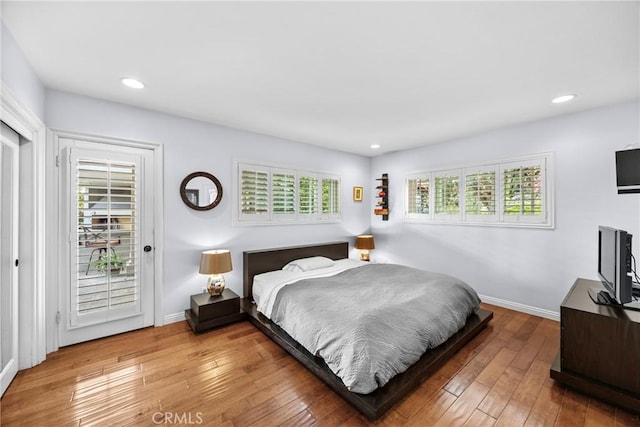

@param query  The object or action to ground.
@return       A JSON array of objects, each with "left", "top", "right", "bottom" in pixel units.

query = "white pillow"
[{"left": 282, "top": 256, "right": 336, "bottom": 272}]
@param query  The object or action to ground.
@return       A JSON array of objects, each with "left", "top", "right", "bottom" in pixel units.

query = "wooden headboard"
[{"left": 242, "top": 241, "right": 349, "bottom": 301}]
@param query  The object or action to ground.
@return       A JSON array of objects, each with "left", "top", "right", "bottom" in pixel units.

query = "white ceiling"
[{"left": 2, "top": 1, "right": 639, "bottom": 156}]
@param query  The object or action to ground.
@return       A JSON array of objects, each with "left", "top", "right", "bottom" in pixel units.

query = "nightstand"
[{"left": 185, "top": 288, "right": 246, "bottom": 333}]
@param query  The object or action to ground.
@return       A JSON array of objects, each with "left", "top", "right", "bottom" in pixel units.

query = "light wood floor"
[{"left": 1, "top": 303, "right": 639, "bottom": 426}]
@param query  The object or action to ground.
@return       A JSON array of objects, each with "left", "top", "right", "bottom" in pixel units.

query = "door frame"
[
  {"left": 49, "top": 129, "right": 164, "bottom": 350},
  {"left": 1, "top": 82, "right": 47, "bottom": 369}
]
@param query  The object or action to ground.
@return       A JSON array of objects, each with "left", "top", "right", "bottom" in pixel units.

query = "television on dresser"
[{"left": 589, "top": 225, "right": 633, "bottom": 305}]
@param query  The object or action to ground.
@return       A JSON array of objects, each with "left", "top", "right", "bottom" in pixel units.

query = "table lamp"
[
  {"left": 199, "top": 249, "right": 232, "bottom": 296},
  {"left": 355, "top": 235, "right": 375, "bottom": 261}
]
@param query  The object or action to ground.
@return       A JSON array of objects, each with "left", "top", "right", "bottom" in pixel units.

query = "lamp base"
[
  {"left": 206, "top": 274, "right": 225, "bottom": 296},
  {"left": 359, "top": 251, "right": 370, "bottom": 262},
  {"left": 207, "top": 284, "right": 225, "bottom": 296}
]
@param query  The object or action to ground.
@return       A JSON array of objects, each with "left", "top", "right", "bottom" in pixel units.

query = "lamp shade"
[
  {"left": 199, "top": 250, "right": 232, "bottom": 274},
  {"left": 355, "top": 235, "right": 375, "bottom": 250}
]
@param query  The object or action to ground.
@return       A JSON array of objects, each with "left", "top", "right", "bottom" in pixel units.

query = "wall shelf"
[{"left": 374, "top": 173, "right": 389, "bottom": 221}]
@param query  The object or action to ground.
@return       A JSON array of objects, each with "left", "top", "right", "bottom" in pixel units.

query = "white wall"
[
  {"left": 1, "top": 23, "right": 45, "bottom": 121},
  {"left": 371, "top": 101, "right": 640, "bottom": 315},
  {"left": 45, "top": 90, "right": 371, "bottom": 318},
  {"left": 2, "top": 22, "right": 49, "bottom": 366}
]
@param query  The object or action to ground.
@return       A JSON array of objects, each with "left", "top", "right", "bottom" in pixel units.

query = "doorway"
[{"left": 57, "top": 137, "right": 159, "bottom": 347}]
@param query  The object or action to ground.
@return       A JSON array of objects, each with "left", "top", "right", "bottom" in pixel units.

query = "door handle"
[{"left": 144, "top": 245, "right": 152, "bottom": 252}]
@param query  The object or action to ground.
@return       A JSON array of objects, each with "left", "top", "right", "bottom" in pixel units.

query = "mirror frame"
[{"left": 180, "top": 171, "right": 223, "bottom": 211}]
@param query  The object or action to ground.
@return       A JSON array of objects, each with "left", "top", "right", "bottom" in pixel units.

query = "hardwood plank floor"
[{"left": 1, "top": 303, "right": 639, "bottom": 426}]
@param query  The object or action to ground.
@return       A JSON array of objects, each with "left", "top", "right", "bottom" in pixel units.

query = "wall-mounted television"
[
  {"left": 616, "top": 148, "right": 640, "bottom": 194},
  {"left": 588, "top": 225, "right": 633, "bottom": 306}
]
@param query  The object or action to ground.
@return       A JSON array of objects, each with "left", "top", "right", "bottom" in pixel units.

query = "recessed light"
[
  {"left": 121, "top": 78, "right": 144, "bottom": 89},
  {"left": 370, "top": 144, "right": 380, "bottom": 149},
  {"left": 552, "top": 94, "right": 575, "bottom": 104}
]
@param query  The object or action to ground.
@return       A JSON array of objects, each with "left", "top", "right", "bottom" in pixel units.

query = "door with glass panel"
[
  {"left": 59, "top": 139, "right": 154, "bottom": 346},
  {"left": 1, "top": 122, "right": 19, "bottom": 396}
]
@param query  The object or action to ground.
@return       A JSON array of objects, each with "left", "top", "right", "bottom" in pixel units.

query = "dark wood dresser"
[{"left": 550, "top": 278, "right": 640, "bottom": 413}]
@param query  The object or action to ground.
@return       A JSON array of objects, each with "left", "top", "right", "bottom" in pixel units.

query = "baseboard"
[
  {"left": 478, "top": 294, "right": 559, "bottom": 322},
  {"left": 164, "top": 311, "right": 187, "bottom": 325}
]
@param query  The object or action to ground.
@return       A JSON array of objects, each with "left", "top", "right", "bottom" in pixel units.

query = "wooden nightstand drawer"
[
  {"left": 191, "top": 289, "right": 240, "bottom": 320},
  {"left": 185, "top": 289, "right": 246, "bottom": 333}
]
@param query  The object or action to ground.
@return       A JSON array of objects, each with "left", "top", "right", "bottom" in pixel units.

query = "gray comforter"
[{"left": 270, "top": 263, "right": 480, "bottom": 394}]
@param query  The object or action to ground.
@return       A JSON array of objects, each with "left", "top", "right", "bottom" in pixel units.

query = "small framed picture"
[{"left": 353, "top": 186, "right": 363, "bottom": 202}]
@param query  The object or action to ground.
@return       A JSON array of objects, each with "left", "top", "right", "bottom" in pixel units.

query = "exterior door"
[
  {"left": 0, "top": 122, "right": 19, "bottom": 396},
  {"left": 58, "top": 139, "right": 155, "bottom": 346}
]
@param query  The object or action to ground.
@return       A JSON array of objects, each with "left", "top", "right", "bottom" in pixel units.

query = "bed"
[{"left": 241, "top": 241, "right": 493, "bottom": 420}]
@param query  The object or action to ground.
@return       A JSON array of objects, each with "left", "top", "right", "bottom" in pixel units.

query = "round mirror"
[{"left": 180, "top": 171, "right": 223, "bottom": 211}]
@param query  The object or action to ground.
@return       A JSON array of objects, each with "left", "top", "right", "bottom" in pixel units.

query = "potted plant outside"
[{"left": 94, "top": 252, "right": 125, "bottom": 275}]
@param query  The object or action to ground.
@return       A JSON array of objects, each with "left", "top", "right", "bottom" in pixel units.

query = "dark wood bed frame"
[{"left": 241, "top": 241, "right": 493, "bottom": 420}]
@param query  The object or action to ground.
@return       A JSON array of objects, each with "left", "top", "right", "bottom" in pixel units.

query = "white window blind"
[
  {"left": 464, "top": 166, "right": 497, "bottom": 221},
  {"left": 322, "top": 177, "right": 340, "bottom": 218},
  {"left": 501, "top": 158, "right": 546, "bottom": 224},
  {"left": 240, "top": 166, "right": 269, "bottom": 221},
  {"left": 75, "top": 158, "right": 138, "bottom": 319},
  {"left": 406, "top": 176, "right": 430, "bottom": 217},
  {"left": 403, "top": 154, "right": 552, "bottom": 228},
  {"left": 434, "top": 170, "right": 461, "bottom": 220},
  {"left": 271, "top": 169, "right": 296, "bottom": 219},
  {"left": 237, "top": 162, "right": 340, "bottom": 224},
  {"left": 298, "top": 175, "right": 318, "bottom": 215}
]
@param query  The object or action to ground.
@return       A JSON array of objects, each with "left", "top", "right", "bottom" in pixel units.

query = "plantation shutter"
[
  {"left": 72, "top": 154, "right": 140, "bottom": 326},
  {"left": 236, "top": 162, "right": 341, "bottom": 223},
  {"left": 433, "top": 170, "right": 461, "bottom": 220},
  {"left": 321, "top": 177, "right": 340, "bottom": 219},
  {"left": 407, "top": 175, "right": 430, "bottom": 216},
  {"left": 239, "top": 164, "right": 269, "bottom": 221},
  {"left": 403, "top": 154, "right": 552, "bottom": 227},
  {"left": 272, "top": 169, "right": 296, "bottom": 219},
  {"left": 464, "top": 166, "right": 497, "bottom": 221},
  {"left": 501, "top": 158, "right": 546, "bottom": 224},
  {"left": 299, "top": 175, "right": 319, "bottom": 216}
]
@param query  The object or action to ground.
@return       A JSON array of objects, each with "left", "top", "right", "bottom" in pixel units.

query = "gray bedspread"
[{"left": 270, "top": 263, "right": 480, "bottom": 394}]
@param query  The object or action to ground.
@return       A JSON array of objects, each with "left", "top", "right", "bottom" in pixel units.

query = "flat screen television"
[
  {"left": 616, "top": 148, "right": 640, "bottom": 194},
  {"left": 589, "top": 225, "right": 633, "bottom": 305}
]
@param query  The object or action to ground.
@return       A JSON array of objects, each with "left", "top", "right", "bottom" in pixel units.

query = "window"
[
  {"left": 501, "top": 158, "right": 545, "bottom": 224},
  {"left": 434, "top": 170, "right": 461, "bottom": 220},
  {"left": 404, "top": 154, "right": 552, "bottom": 228},
  {"left": 240, "top": 166, "right": 269, "bottom": 221},
  {"left": 464, "top": 165, "right": 498, "bottom": 222},
  {"left": 238, "top": 162, "right": 341, "bottom": 224},
  {"left": 298, "top": 175, "right": 318, "bottom": 216},
  {"left": 74, "top": 156, "right": 139, "bottom": 322},
  {"left": 271, "top": 169, "right": 296, "bottom": 219},
  {"left": 407, "top": 176, "right": 430, "bottom": 217},
  {"left": 322, "top": 177, "right": 340, "bottom": 217}
]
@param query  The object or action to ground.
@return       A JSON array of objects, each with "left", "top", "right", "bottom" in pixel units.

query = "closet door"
[
  {"left": 58, "top": 139, "right": 155, "bottom": 346},
  {"left": 1, "top": 122, "right": 20, "bottom": 397}
]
